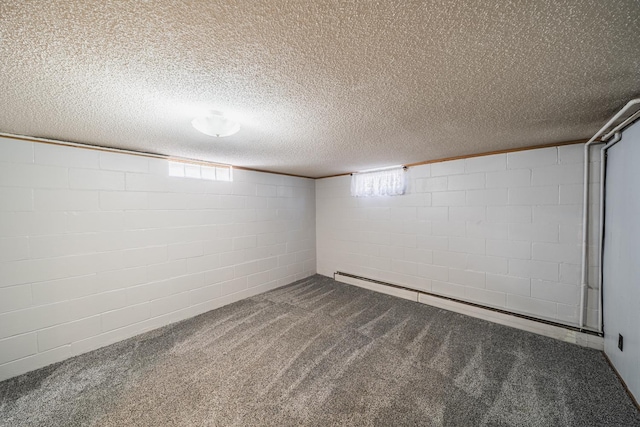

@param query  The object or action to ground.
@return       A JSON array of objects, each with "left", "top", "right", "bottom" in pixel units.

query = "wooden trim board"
[{"left": 1, "top": 131, "right": 593, "bottom": 181}]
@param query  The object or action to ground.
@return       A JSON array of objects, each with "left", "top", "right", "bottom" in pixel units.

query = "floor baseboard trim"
[
  {"left": 604, "top": 353, "right": 640, "bottom": 411},
  {"left": 334, "top": 271, "right": 604, "bottom": 350}
]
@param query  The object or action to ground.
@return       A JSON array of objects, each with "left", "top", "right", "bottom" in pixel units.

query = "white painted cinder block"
[
  {"left": 508, "top": 223, "right": 558, "bottom": 243},
  {"left": 486, "top": 169, "right": 531, "bottom": 188},
  {"left": 415, "top": 176, "right": 448, "bottom": 193},
  {"left": 508, "top": 259, "right": 559, "bottom": 282},
  {"left": 532, "top": 163, "right": 583, "bottom": 186},
  {"left": 507, "top": 147, "right": 557, "bottom": 169},
  {"left": 168, "top": 241, "right": 203, "bottom": 261},
  {"left": 486, "top": 206, "right": 531, "bottom": 223},
  {"left": 449, "top": 237, "right": 485, "bottom": 255},
  {"left": 558, "top": 144, "right": 584, "bottom": 164},
  {"left": 466, "top": 188, "right": 508, "bottom": 206},
  {"left": 0, "top": 188, "right": 33, "bottom": 211},
  {"left": 0, "top": 137, "right": 33, "bottom": 163},
  {"left": 486, "top": 239, "right": 531, "bottom": 260},
  {"left": 0, "top": 333, "right": 38, "bottom": 365},
  {"left": 432, "top": 280, "right": 465, "bottom": 299},
  {"left": 432, "top": 251, "right": 467, "bottom": 269},
  {"left": 418, "top": 263, "right": 449, "bottom": 281},
  {"left": 123, "top": 246, "right": 168, "bottom": 267},
  {"left": 126, "top": 172, "right": 169, "bottom": 192},
  {"left": 0, "top": 212, "right": 31, "bottom": 237},
  {"left": 433, "top": 191, "right": 466, "bottom": 207},
  {"left": 507, "top": 294, "right": 557, "bottom": 319},
  {"left": 533, "top": 205, "right": 582, "bottom": 228},
  {"left": 509, "top": 186, "right": 559, "bottom": 205},
  {"left": 0, "top": 136, "right": 316, "bottom": 381},
  {"left": 100, "top": 191, "right": 149, "bottom": 211},
  {"left": 68, "top": 212, "right": 125, "bottom": 233},
  {"left": 99, "top": 152, "right": 149, "bottom": 173},
  {"left": 558, "top": 183, "right": 585, "bottom": 205},
  {"left": 449, "top": 268, "right": 486, "bottom": 288},
  {"left": 448, "top": 206, "right": 486, "bottom": 222},
  {"left": 464, "top": 154, "right": 506, "bottom": 173},
  {"left": 466, "top": 254, "right": 508, "bottom": 275},
  {"left": 101, "top": 303, "right": 151, "bottom": 332},
  {"left": 417, "top": 235, "right": 449, "bottom": 251},
  {"left": 432, "top": 221, "right": 464, "bottom": 237},
  {"left": 31, "top": 274, "right": 97, "bottom": 305},
  {"left": 316, "top": 143, "right": 599, "bottom": 333},
  {"left": 485, "top": 273, "right": 530, "bottom": 296},
  {"left": 149, "top": 292, "right": 192, "bottom": 318},
  {"left": 532, "top": 242, "right": 581, "bottom": 264},
  {"left": 34, "top": 143, "right": 100, "bottom": 169},
  {"left": 0, "top": 284, "right": 32, "bottom": 314},
  {"left": 34, "top": 189, "right": 99, "bottom": 212},
  {"left": 447, "top": 173, "right": 485, "bottom": 190},
  {"left": 559, "top": 263, "right": 581, "bottom": 286},
  {"left": 70, "top": 169, "right": 125, "bottom": 191},
  {"left": 0, "top": 237, "right": 29, "bottom": 262},
  {"left": 0, "top": 345, "right": 73, "bottom": 382},
  {"left": 466, "top": 222, "right": 508, "bottom": 240},
  {"left": 29, "top": 234, "right": 85, "bottom": 259},
  {"left": 37, "top": 316, "right": 102, "bottom": 352},
  {"left": 0, "top": 163, "right": 68, "bottom": 189},
  {"left": 431, "top": 159, "right": 465, "bottom": 177},
  {"left": 417, "top": 207, "right": 449, "bottom": 221},
  {"left": 464, "top": 286, "right": 506, "bottom": 307},
  {"left": 0, "top": 301, "right": 72, "bottom": 340},
  {"left": 530, "top": 279, "right": 578, "bottom": 305}
]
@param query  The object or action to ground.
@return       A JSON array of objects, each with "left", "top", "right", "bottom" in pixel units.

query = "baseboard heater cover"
[{"left": 334, "top": 271, "right": 601, "bottom": 337}]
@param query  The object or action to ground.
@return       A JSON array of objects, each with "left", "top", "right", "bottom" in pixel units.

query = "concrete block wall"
[
  {"left": 0, "top": 136, "right": 316, "bottom": 381},
  {"left": 317, "top": 144, "right": 601, "bottom": 328}
]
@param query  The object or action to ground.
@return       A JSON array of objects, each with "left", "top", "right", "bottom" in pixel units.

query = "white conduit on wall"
[
  {"left": 597, "top": 132, "right": 621, "bottom": 333},
  {"left": 580, "top": 99, "right": 640, "bottom": 331}
]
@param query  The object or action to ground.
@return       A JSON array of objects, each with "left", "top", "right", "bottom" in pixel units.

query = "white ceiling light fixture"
[{"left": 192, "top": 110, "right": 240, "bottom": 137}]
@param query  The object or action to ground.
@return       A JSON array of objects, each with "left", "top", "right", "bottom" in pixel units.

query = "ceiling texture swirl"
[{"left": 1, "top": 1, "right": 639, "bottom": 177}]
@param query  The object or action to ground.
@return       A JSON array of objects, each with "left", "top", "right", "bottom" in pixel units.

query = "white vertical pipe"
[
  {"left": 579, "top": 98, "right": 640, "bottom": 330},
  {"left": 597, "top": 132, "right": 621, "bottom": 333},
  {"left": 580, "top": 141, "right": 600, "bottom": 328}
]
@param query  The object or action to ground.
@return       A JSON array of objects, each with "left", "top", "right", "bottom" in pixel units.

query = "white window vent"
[
  {"left": 168, "top": 160, "right": 233, "bottom": 182},
  {"left": 350, "top": 166, "right": 407, "bottom": 197}
]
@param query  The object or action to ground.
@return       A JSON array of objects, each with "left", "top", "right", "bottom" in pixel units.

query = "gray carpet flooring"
[{"left": 1, "top": 274, "right": 639, "bottom": 426}]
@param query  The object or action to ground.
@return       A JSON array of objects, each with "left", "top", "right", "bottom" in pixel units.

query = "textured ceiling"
[{"left": 1, "top": 1, "right": 639, "bottom": 178}]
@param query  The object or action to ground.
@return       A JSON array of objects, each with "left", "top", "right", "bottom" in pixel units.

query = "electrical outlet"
[{"left": 618, "top": 334, "right": 623, "bottom": 351}]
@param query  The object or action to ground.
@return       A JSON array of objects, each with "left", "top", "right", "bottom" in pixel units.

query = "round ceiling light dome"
[{"left": 192, "top": 110, "right": 240, "bottom": 137}]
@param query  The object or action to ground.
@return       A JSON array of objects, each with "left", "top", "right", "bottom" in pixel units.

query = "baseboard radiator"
[{"left": 334, "top": 271, "right": 601, "bottom": 338}]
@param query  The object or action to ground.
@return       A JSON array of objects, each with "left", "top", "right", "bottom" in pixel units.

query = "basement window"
[
  {"left": 168, "top": 161, "right": 233, "bottom": 182},
  {"left": 351, "top": 166, "right": 406, "bottom": 197}
]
